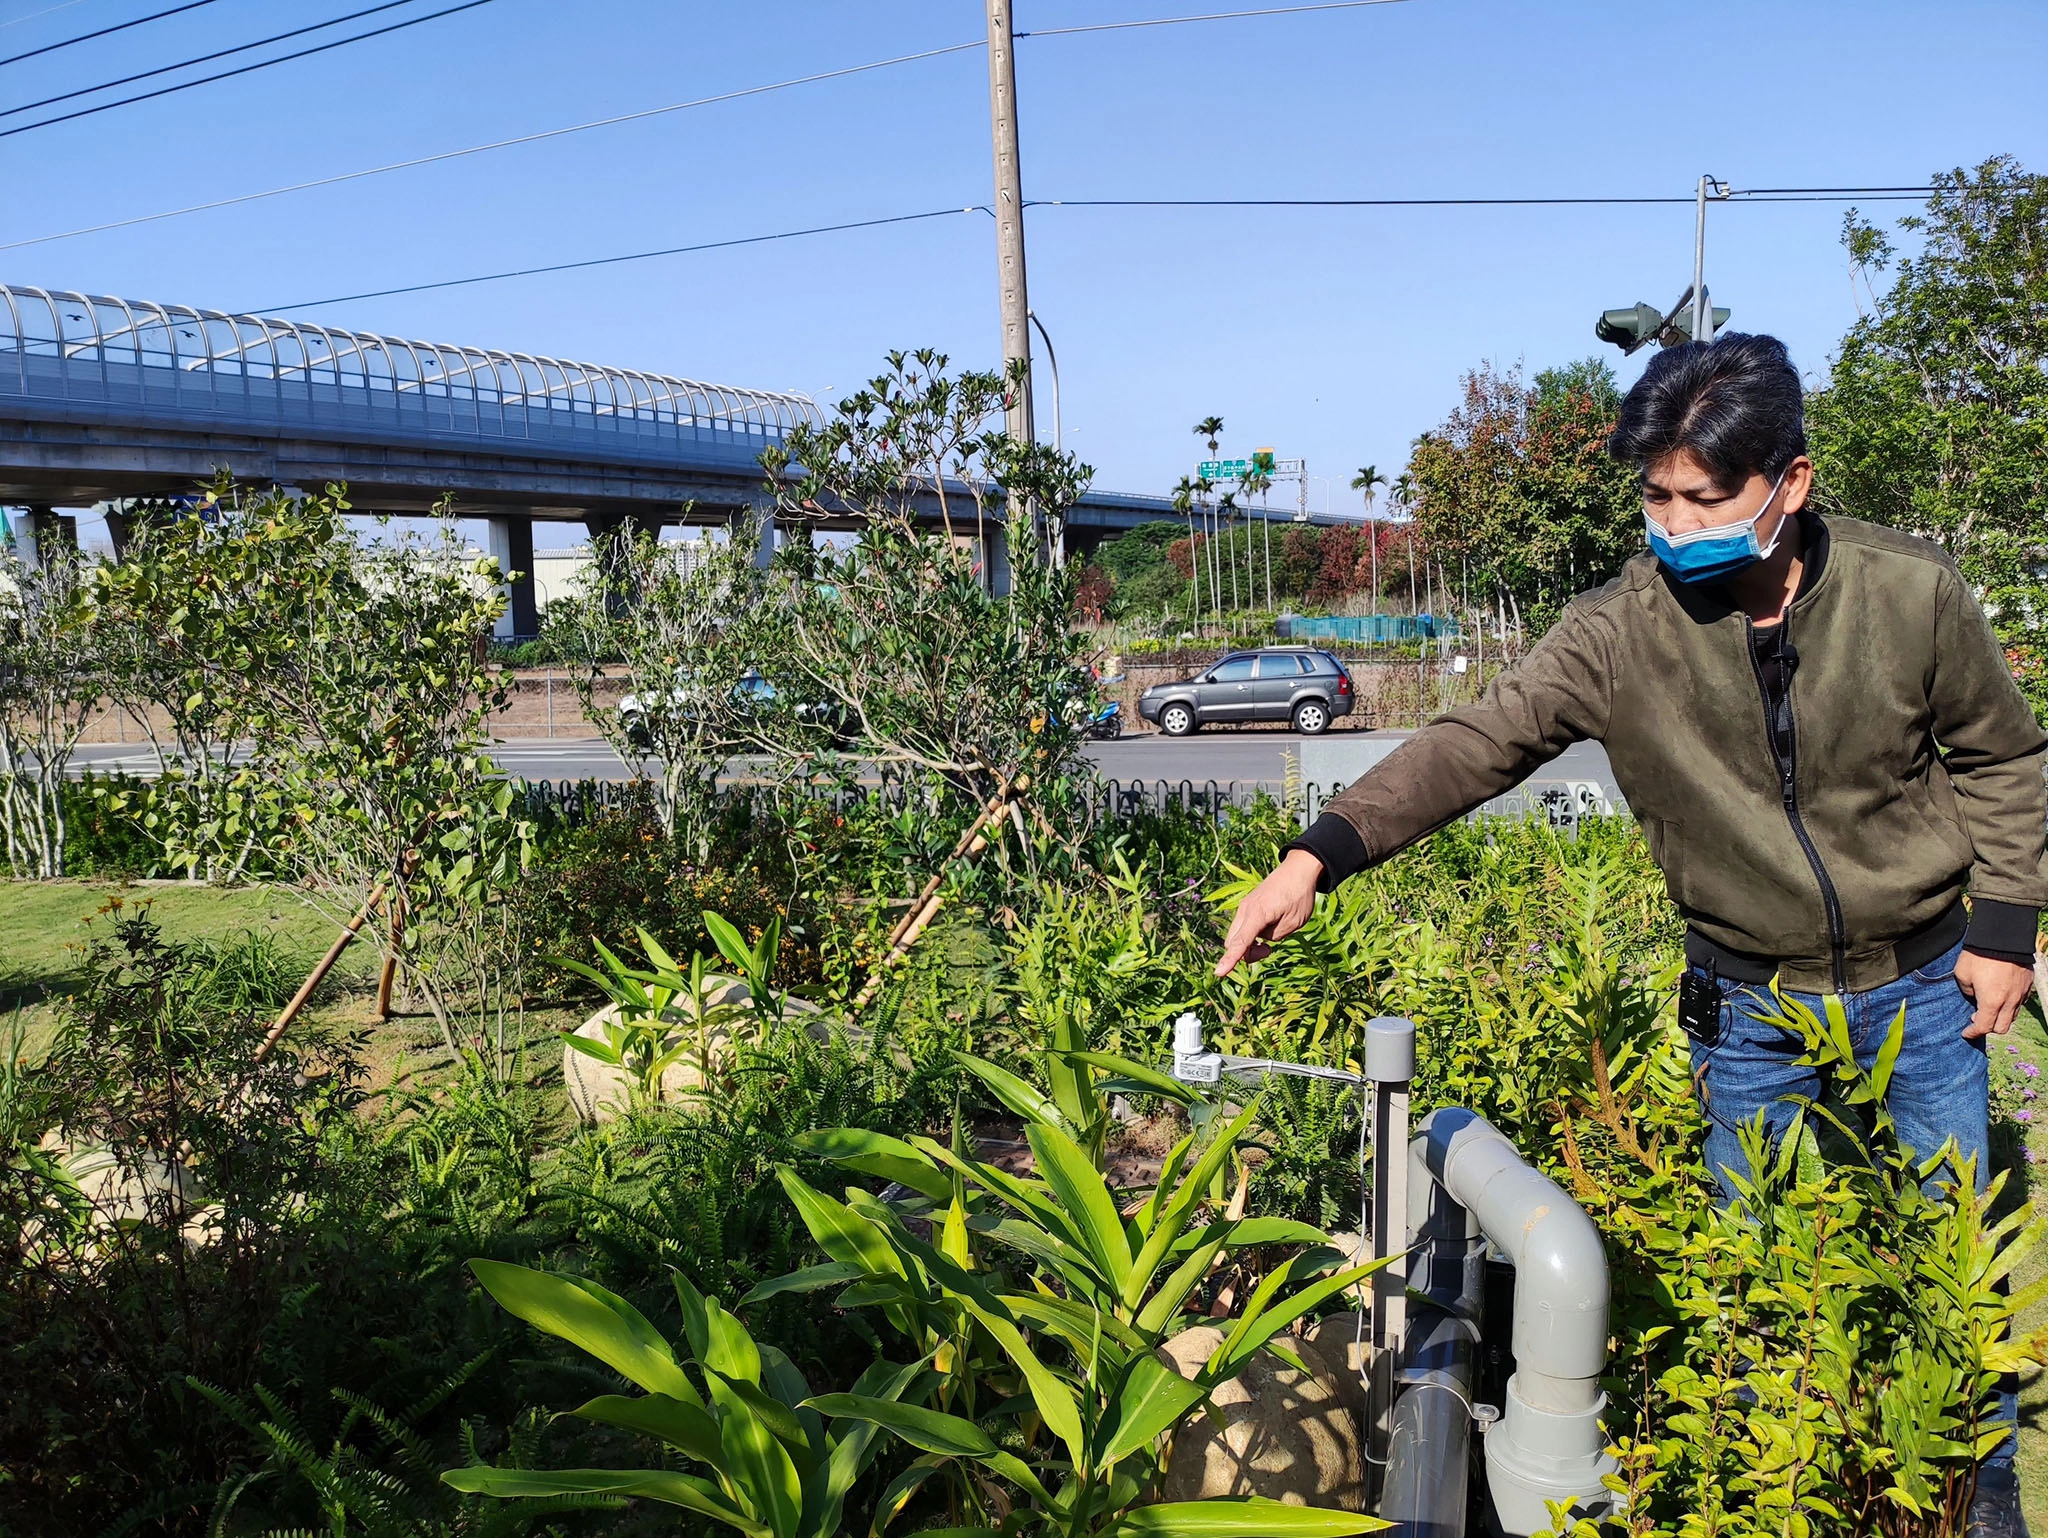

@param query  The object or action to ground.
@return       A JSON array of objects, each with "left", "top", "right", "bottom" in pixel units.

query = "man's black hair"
[{"left": 1608, "top": 331, "right": 1807, "bottom": 488}]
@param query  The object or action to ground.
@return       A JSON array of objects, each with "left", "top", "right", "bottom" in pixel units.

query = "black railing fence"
[{"left": 514, "top": 774, "right": 1622, "bottom": 838}]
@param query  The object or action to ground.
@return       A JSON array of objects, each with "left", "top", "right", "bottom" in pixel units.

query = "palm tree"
[
  {"left": 1241, "top": 469, "right": 1275, "bottom": 611},
  {"left": 1194, "top": 475, "right": 1220, "bottom": 617},
  {"left": 1171, "top": 475, "right": 1201, "bottom": 624},
  {"left": 1218, "top": 491, "right": 1242, "bottom": 611},
  {"left": 1351, "top": 465, "right": 1388, "bottom": 611},
  {"left": 1391, "top": 473, "right": 1418, "bottom": 615},
  {"left": 1192, "top": 419, "right": 1225, "bottom": 627}
]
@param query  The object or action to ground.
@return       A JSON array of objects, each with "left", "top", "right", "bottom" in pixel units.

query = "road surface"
[{"left": 69, "top": 731, "right": 1622, "bottom": 799}]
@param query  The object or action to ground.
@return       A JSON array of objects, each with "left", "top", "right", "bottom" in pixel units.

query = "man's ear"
[{"left": 1781, "top": 456, "right": 1815, "bottom": 515}]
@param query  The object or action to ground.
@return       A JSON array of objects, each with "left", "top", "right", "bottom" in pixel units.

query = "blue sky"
[{"left": 4, "top": 0, "right": 2043, "bottom": 549}]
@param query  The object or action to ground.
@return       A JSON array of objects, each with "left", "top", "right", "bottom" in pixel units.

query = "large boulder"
[
  {"left": 1157, "top": 1324, "right": 1366, "bottom": 1511},
  {"left": 562, "top": 981, "right": 835, "bottom": 1123},
  {"left": 1300, "top": 1311, "right": 1371, "bottom": 1423},
  {"left": 24, "top": 1135, "right": 218, "bottom": 1256},
  {"left": 562, "top": 976, "right": 751, "bottom": 1123}
]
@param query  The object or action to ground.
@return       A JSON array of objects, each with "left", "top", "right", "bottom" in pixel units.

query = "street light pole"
[
  {"left": 1027, "top": 310, "right": 1060, "bottom": 454},
  {"left": 986, "top": 0, "right": 1034, "bottom": 450}
]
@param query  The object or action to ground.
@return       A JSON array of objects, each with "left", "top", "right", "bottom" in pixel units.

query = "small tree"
[
  {"left": 0, "top": 542, "right": 103, "bottom": 877},
  {"left": 1404, "top": 358, "right": 1636, "bottom": 633},
  {"left": 569, "top": 526, "right": 765, "bottom": 855},
  {"left": 96, "top": 487, "right": 532, "bottom": 1059},
  {"left": 91, "top": 492, "right": 314, "bottom": 882},
  {"left": 759, "top": 349, "right": 1094, "bottom": 812},
  {"left": 1810, "top": 156, "right": 2048, "bottom": 717},
  {"left": 262, "top": 514, "right": 532, "bottom": 1060}
]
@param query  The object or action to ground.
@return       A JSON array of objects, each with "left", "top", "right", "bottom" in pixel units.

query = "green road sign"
[{"left": 1198, "top": 458, "right": 1251, "bottom": 480}]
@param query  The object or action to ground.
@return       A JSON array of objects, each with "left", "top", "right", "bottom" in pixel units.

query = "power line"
[
  {"left": 0, "top": 0, "right": 215, "bottom": 69},
  {"left": 1, "top": 0, "right": 418, "bottom": 116},
  {"left": 2, "top": 0, "right": 438, "bottom": 119},
  {"left": 253, "top": 207, "right": 985, "bottom": 312},
  {"left": 0, "top": 0, "right": 1420, "bottom": 243},
  {"left": 1016, "top": 0, "right": 1409, "bottom": 37},
  {"left": 1029, "top": 188, "right": 1972, "bottom": 207},
  {"left": 0, "top": 0, "right": 501, "bottom": 140},
  {"left": 0, "top": 0, "right": 96, "bottom": 33},
  {"left": 250, "top": 184, "right": 1979, "bottom": 315},
  {"left": 0, "top": 39, "right": 984, "bottom": 250}
]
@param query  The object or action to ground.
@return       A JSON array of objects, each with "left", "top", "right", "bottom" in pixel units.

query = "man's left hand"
[{"left": 1956, "top": 950, "right": 2036, "bottom": 1039}]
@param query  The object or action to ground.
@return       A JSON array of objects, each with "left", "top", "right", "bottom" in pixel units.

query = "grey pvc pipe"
[
  {"left": 1379, "top": 1166, "right": 1485, "bottom": 1537},
  {"left": 1408, "top": 1108, "right": 1618, "bottom": 1535}
]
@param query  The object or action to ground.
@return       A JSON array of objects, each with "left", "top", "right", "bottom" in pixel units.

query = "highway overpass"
[{"left": 0, "top": 282, "right": 1349, "bottom": 634}]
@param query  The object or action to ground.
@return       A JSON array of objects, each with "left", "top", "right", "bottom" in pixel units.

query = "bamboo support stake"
[
  {"left": 855, "top": 773, "right": 1034, "bottom": 1014},
  {"left": 374, "top": 890, "right": 405, "bottom": 1020},
  {"left": 883, "top": 774, "right": 1028, "bottom": 951},
  {"left": 253, "top": 882, "right": 385, "bottom": 1065}
]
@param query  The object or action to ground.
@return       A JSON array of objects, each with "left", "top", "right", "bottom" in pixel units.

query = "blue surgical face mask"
[{"left": 1644, "top": 468, "right": 1791, "bottom": 585}]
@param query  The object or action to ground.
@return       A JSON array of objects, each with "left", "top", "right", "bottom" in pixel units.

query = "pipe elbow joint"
[{"left": 1421, "top": 1109, "right": 1610, "bottom": 1386}]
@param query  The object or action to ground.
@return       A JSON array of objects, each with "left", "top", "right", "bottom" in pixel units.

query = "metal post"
[
  {"left": 1692, "top": 173, "right": 1710, "bottom": 346},
  {"left": 1364, "top": 1017, "right": 1416, "bottom": 1487},
  {"left": 546, "top": 673, "right": 554, "bottom": 739},
  {"left": 1027, "top": 310, "right": 1060, "bottom": 453},
  {"left": 986, "top": 0, "right": 1034, "bottom": 453}
]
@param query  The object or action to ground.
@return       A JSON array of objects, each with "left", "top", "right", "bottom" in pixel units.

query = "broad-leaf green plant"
[
  {"left": 554, "top": 925, "right": 752, "bottom": 1110},
  {"left": 445, "top": 1259, "right": 915, "bottom": 1538},
  {"left": 763, "top": 1049, "right": 1389, "bottom": 1538}
]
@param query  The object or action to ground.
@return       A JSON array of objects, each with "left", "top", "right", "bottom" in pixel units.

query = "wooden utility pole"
[{"left": 986, "top": 0, "right": 1035, "bottom": 453}]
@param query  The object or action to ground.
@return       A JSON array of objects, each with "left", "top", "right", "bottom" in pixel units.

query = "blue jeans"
[{"left": 1686, "top": 937, "right": 2012, "bottom": 1463}]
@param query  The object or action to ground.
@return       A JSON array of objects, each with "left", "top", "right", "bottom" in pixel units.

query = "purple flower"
[
  {"left": 2018, "top": 1110, "right": 2034, "bottom": 1124},
  {"left": 2026, "top": 1064, "right": 2041, "bottom": 1080},
  {"left": 2029, "top": 1148, "right": 2039, "bottom": 1164},
  {"left": 2009, "top": 1045, "right": 2022, "bottom": 1055},
  {"left": 2027, "top": 1087, "right": 2038, "bottom": 1101}
]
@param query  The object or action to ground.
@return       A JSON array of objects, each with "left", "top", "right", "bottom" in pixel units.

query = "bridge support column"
[
  {"left": 584, "top": 512, "right": 654, "bottom": 601},
  {"left": 485, "top": 514, "right": 539, "bottom": 640},
  {"left": 738, "top": 502, "right": 778, "bottom": 570},
  {"left": 18, "top": 506, "right": 75, "bottom": 569},
  {"left": 983, "top": 524, "right": 1012, "bottom": 597}
]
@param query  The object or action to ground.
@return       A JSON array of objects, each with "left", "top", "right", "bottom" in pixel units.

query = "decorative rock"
[
  {"left": 1157, "top": 1323, "right": 1366, "bottom": 1511},
  {"left": 24, "top": 1136, "right": 219, "bottom": 1255},
  {"left": 1300, "top": 1311, "right": 1372, "bottom": 1423},
  {"left": 562, "top": 977, "right": 751, "bottom": 1123},
  {"left": 561, "top": 982, "right": 842, "bottom": 1124}
]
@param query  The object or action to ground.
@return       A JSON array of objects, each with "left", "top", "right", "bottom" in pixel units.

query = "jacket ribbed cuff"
[
  {"left": 1285, "top": 813, "right": 1369, "bottom": 893},
  {"left": 1965, "top": 898, "right": 2040, "bottom": 960}
]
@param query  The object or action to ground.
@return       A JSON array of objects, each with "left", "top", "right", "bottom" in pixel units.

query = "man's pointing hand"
[{"left": 1215, "top": 848, "right": 1325, "bottom": 977}]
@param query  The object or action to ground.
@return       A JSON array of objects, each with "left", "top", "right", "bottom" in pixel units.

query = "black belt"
[{"left": 1684, "top": 899, "right": 1966, "bottom": 986}]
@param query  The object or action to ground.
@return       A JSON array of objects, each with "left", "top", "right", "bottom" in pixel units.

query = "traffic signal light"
[
  {"left": 1595, "top": 303, "right": 1667, "bottom": 352},
  {"left": 1669, "top": 304, "right": 1732, "bottom": 340},
  {"left": 1595, "top": 300, "right": 1732, "bottom": 353}
]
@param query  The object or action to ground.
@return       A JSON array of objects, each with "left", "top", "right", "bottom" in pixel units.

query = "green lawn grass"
[{"left": 1, "top": 878, "right": 381, "bottom": 1060}]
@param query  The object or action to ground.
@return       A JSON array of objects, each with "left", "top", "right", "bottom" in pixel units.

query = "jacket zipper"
[{"left": 1747, "top": 614, "right": 1848, "bottom": 992}]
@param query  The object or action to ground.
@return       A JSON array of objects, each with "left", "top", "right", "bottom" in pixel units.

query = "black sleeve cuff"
[
  {"left": 1284, "top": 813, "right": 1370, "bottom": 894},
  {"left": 1966, "top": 898, "right": 2040, "bottom": 958}
]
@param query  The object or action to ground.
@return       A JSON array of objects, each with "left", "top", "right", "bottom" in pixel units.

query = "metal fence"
[
  {"left": 1278, "top": 614, "right": 1461, "bottom": 644},
  {"left": 0, "top": 283, "right": 816, "bottom": 472},
  {"left": 516, "top": 774, "right": 1625, "bottom": 837}
]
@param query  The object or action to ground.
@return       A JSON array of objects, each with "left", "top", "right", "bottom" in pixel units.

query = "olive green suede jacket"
[{"left": 1294, "top": 515, "right": 2048, "bottom": 993}]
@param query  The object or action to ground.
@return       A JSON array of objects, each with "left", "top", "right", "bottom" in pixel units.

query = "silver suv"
[{"left": 1137, "top": 647, "right": 1356, "bottom": 736}]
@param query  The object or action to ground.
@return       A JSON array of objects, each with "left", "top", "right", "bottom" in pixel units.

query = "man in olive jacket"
[{"left": 1217, "top": 334, "right": 2040, "bottom": 1525}]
